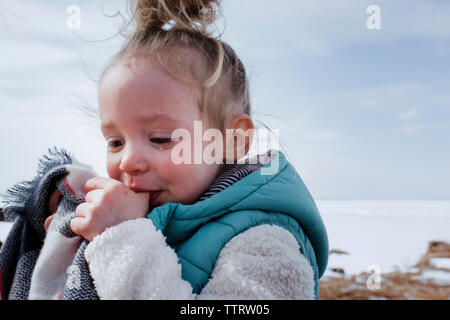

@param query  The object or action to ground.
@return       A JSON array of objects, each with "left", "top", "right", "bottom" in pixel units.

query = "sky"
[{"left": 0, "top": 0, "right": 449, "bottom": 200}]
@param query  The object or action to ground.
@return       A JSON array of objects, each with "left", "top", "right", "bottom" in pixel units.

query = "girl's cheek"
[
  {"left": 158, "top": 161, "right": 180, "bottom": 181},
  {"left": 157, "top": 151, "right": 181, "bottom": 177},
  {"left": 106, "top": 156, "right": 120, "bottom": 179}
]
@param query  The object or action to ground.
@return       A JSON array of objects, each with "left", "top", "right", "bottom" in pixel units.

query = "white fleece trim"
[
  {"left": 197, "top": 224, "right": 315, "bottom": 300},
  {"left": 84, "top": 218, "right": 194, "bottom": 300},
  {"left": 85, "top": 220, "right": 314, "bottom": 300}
]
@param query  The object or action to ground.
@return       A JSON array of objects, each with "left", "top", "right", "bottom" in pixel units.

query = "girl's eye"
[
  {"left": 107, "top": 140, "right": 123, "bottom": 148},
  {"left": 106, "top": 137, "right": 174, "bottom": 149},
  {"left": 151, "top": 137, "right": 172, "bottom": 145}
]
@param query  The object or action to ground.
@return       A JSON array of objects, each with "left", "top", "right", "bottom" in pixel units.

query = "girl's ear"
[{"left": 223, "top": 113, "right": 255, "bottom": 163}]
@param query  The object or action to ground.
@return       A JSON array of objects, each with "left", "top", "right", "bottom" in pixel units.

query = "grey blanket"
[{"left": 0, "top": 147, "right": 99, "bottom": 300}]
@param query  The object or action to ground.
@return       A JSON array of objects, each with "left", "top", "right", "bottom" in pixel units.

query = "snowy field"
[
  {"left": 316, "top": 199, "right": 450, "bottom": 280},
  {"left": 1, "top": 199, "right": 449, "bottom": 282}
]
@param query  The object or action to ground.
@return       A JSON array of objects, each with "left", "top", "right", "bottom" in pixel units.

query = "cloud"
[
  {"left": 397, "top": 108, "right": 419, "bottom": 121},
  {"left": 397, "top": 108, "right": 422, "bottom": 135},
  {"left": 0, "top": 39, "right": 76, "bottom": 73},
  {"left": 220, "top": 0, "right": 366, "bottom": 58},
  {"left": 399, "top": 124, "right": 424, "bottom": 135},
  {"left": 220, "top": 0, "right": 450, "bottom": 61},
  {"left": 383, "top": 0, "right": 450, "bottom": 38},
  {"left": 351, "top": 82, "right": 425, "bottom": 111},
  {"left": 0, "top": 1, "right": 128, "bottom": 40},
  {"left": 1, "top": 0, "right": 449, "bottom": 199}
]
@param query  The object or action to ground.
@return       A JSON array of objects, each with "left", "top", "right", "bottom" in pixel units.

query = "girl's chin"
[
  {"left": 148, "top": 191, "right": 173, "bottom": 209},
  {"left": 147, "top": 192, "right": 201, "bottom": 210}
]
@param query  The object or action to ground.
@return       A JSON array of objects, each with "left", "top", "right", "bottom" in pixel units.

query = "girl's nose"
[{"left": 119, "top": 145, "right": 149, "bottom": 175}]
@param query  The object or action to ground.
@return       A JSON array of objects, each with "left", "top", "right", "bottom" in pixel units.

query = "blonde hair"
[{"left": 100, "top": 0, "right": 251, "bottom": 132}]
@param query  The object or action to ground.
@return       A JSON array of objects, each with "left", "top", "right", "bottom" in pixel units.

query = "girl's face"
[{"left": 98, "top": 61, "right": 223, "bottom": 210}]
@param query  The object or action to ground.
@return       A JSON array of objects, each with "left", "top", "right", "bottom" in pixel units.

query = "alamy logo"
[
  {"left": 66, "top": 5, "right": 81, "bottom": 30},
  {"left": 170, "top": 121, "right": 279, "bottom": 175},
  {"left": 366, "top": 265, "right": 382, "bottom": 290},
  {"left": 366, "top": 5, "right": 381, "bottom": 30}
]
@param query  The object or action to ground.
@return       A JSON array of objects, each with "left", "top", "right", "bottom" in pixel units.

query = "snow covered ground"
[
  {"left": 411, "top": 269, "right": 450, "bottom": 286},
  {"left": 316, "top": 199, "right": 450, "bottom": 277},
  {"left": 1, "top": 199, "right": 449, "bottom": 280}
]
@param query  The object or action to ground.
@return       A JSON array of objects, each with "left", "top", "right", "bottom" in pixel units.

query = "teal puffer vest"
[{"left": 146, "top": 150, "right": 329, "bottom": 299}]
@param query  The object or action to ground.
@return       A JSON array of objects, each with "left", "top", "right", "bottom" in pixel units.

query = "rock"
[
  {"left": 331, "top": 268, "right": 345, "bottom": 275},
  {"left": 415, "top": 241, "right": 450, "bottom": 269},
  {"left": 329, "top": 248, "right": 349, "bottom": 255}
]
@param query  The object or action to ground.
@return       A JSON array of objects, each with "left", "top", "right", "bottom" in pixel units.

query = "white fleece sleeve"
[
  {"left": 85, "top": 219, "right": 314, "bottom": 300},
  {"left": 197, "top": 224, "right": 315, "bottom": 300},
  {"left": 84, "top": 218, "right": 195, "bottom": 300}
]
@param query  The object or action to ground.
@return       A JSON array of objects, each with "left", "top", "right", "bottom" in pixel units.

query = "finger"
[
  {"left": 44, "top": 214, "right": 54, "bottom": 230},
  {"left": 70, "top": 217, "right": 86, "bottom": 237},
  {"left": 136, "top": 191, "right": 150, "bottom": 202},
  {"left": 83, "top": 176, "right": 112, "bottom": 193},
  {"left": 136, "top": 192, "right": 151, "bottom": 214},
  {"left": 84, "top": 189, "right": 103, "bottom": 203},
  {"left": 75, "top": 202, "right": 90, "bottom": 218}
]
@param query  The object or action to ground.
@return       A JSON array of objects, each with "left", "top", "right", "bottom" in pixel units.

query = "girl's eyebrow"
[{"left": 101, "top": 113, "right": 180, "bottom": 131}]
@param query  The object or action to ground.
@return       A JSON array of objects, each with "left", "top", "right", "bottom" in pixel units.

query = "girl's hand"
[{"left": 70, "top": 177, "right": 150, "bottom": 241}]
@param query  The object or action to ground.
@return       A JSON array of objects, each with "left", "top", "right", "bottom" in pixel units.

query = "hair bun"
[{"left": 132, "top": 0, "right": 221, "bottom": 35}]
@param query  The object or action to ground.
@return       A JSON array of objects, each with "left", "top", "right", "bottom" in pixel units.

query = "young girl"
[{"left": 50, "top": 0, "right": 329, "bottom": 299}]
